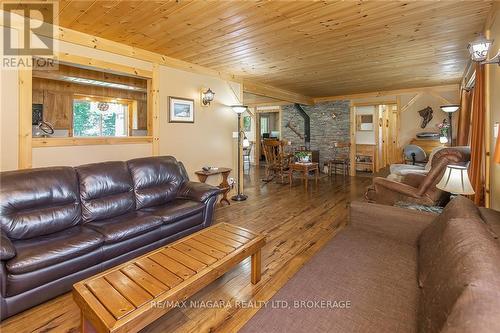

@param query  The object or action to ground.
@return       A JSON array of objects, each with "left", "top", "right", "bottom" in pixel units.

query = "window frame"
[{"left": 28, "top": 53, "right": 156, "bottom": 151}]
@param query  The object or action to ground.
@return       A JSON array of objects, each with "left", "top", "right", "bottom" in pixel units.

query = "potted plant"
[
  {"left": 295, "top": 151, "right": 311, "bottom": 163},
  {"left": 437, "top": 119, "right": 450, "bottom": 143}
]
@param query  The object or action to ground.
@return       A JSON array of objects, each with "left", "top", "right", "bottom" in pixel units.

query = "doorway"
[
  {"left": 254, "top": 107, "right": 282, "bottom": 165},
  {"left": 353, "top": 102, "right": 399, "bottom": 174},
  {"left": 377, "top": 104, "right": 399, "bottom": 170}
]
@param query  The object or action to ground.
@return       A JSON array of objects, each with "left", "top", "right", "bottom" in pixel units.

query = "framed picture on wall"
[{"left": 169, "top": 97, "right": 194, "bottom": 123}]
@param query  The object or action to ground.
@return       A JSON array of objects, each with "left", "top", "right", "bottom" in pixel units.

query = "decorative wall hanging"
[
  {"left": 169, "top": 97, "right": 195, "bottom": 123},
  {"left": 418, "top": 106, "right": 433, "bottom": 128}
]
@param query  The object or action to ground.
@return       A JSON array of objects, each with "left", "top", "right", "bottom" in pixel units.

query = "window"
[
  {"left": 73, "top": 97, "right": 129, "bottom": 137},
  {"left": 260, "top": 116, "right": 269, "bottom": 134}
]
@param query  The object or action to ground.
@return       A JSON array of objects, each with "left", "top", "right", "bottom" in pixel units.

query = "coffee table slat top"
[{"left": 73, "top": 223, "right": 265, "bottom": 333}]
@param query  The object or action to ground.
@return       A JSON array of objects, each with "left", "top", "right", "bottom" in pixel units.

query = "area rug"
[{"left": 239, "top": 226, "right": 418, "bottom": 333}]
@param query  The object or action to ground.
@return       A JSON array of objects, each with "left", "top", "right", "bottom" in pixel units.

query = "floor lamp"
[
  {"left": 231, "top": 105, "right": 248, "bottom": 201},
  {"left": 440, "top": 105, "right": 460, "bottom": 146}
]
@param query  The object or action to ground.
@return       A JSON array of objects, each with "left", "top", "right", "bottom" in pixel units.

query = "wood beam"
[
  {"left": 0, "top": 11, "right": 241, "bottom": 83},
  {"left": 428, "top": 91, "right": 452, "bottom": 106},
  {"left": 246, "top": 101, "right": 291, "bottom": 108},
  {"left": 483, "top": 1, "right": 499, "bottom": 31},
  {"left": 243, "top": 80, "right": 314, "bottom": 105},
  {"left": 314, "top": 84, "right": 460, "bottom": 103},
  {"left": 401, "top": 93, "right": 423, "bottom": 112}
]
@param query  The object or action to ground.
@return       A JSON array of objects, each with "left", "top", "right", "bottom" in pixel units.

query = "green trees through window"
[{"left": 73, "top": 99, "right": 128, "bottom": 137}]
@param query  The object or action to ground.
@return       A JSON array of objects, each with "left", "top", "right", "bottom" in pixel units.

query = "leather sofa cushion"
[
  {"left": 417, "top": 215, "right": 500, "bottom": 333},
  {"left": 127, "top": 156, "right": 185, "bottom": 209},
  {"left": 141, "top": 199, "right": 204, "bottom": 224},
  {"left": 6, "top": 226, "right": 104, "bottom": 274},
  {"left": 439, "top": 284, "right": 500, "bottom": 333},
  {"left": 86, "top": 212, "right": 163, "bottom": 244},
  {"left": 417, "top": 196, "right": 500, "bottom": 332},
  {"left": 418, "top": 196, "right": 482, "bottom": 287},
  {"left": 76, "top": 161, "right": 135, "bottom": 223},
  {"left": 0, "top": 167, "right": 81, "bottom": 240},
  {"left": 6, "top": 249, "right": 103, "bottom": 297},
  {"left": 478, "top": 207, "right": 500, "bottom": 239}
]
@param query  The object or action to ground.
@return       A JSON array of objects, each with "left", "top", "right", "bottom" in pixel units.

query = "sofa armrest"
[
  {"left": 349, "top": 201, "right": 436, "bottom": 246},
  {"left": 0, "top": 231, "right": 16, "bottom": 261},
  {"left": 177, "top": 181, "right": 221, "bottom": 202},
  {"left": 373, "top": 177, "right": 421, "bottom": 198},
  {"left": 401, "top": 173, "right": 427, "bottom": 188}
]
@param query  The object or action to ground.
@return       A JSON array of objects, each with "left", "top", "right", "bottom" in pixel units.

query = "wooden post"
[
  {"left": 81, "top": 311, "right": 98, "bottom": 333},
  {"left": 151, "top": 63, "right": 160, "bottom": 156},
  {"left": 349, "top": 105, "right": 356, "bottom": 176},
  {"left": 484, "top": 28, "right": 491, "bottom": 208},
  {"left": 251, "top": 249, "right": 262, "bottom": 284},
  {"left": 18, "top": 54, "right": 32, "bottom": 169}
]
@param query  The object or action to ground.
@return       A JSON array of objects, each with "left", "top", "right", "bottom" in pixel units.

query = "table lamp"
[{"left": 436, "top": 165, "right": 475, "bottom": 196}]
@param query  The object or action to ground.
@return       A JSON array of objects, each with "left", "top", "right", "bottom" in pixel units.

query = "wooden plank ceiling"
[{"left": 56, "top": 1, "right": 493, "bottom": 97}]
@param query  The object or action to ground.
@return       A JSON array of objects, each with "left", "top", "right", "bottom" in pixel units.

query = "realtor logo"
[{"left": 2, "top": 1, "right": 58, "bottom": 69}]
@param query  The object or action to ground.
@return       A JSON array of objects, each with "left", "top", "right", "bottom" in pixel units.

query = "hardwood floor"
[{"left": 0, "top": 167, "right": 372, "bottom": 333}]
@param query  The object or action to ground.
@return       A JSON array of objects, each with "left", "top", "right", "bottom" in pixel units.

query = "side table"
[
  {"left": 195, "top": 167, "right": 232, "bottom": 206},
  {"left": 289, "top": 162, "right": 319, "bottom": 190}
]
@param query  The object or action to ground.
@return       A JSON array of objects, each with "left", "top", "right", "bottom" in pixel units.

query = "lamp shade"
[
  {"left": 440, "top": 105, "right": 460, "bottom": 113},
  {"left": 436, "top": 165, "right": 475, "bottom": 195},
  {"left": 231, "top": 105, "right": 248, "bottom": 114}
]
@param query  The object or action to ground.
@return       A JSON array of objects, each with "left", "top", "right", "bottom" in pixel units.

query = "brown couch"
[
  {"left": 0, "top": 156, "right": 221, "bottom": 319},
  {"left": 344, "top": 196, "right": 500, "bottom": 332},
  {"left": 365, "top": 147, "right": 470, "bottom": 206}
]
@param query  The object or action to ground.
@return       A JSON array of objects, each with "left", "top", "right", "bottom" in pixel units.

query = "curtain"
[
  {"left": 468, "top": 63, "right": 485, "bottom": 205},
  {"left": 457, "top": 88, "right": 472, "bottom": 146}
]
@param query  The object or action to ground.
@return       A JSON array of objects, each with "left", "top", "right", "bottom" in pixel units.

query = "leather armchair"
[{"left": 365, "top": 147, "right": 470, "bottom": 206}]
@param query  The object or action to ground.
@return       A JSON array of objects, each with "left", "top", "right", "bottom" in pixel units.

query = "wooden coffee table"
[
  {"left": 73, "top": 223, "right": 265, "bottom": 333},
  {"left": 289, "top": 162, "right": 320, "bottom": 190}
]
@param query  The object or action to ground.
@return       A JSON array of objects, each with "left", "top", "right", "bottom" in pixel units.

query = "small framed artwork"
[{"left": 169, "top": 97, "right": 194, "bottom": 123}]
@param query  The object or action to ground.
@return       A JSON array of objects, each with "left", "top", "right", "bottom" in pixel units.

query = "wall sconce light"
[
  {"left": 201, "top": 88, "right": 215, "bottom": 106},
  {"left": 468, "top": 34, "right": 499, "bottom": 66}
]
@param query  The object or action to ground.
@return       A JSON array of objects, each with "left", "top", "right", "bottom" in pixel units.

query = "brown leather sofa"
[
  {"left": 0, "top": 156, "right": 221, "bottom": 319},
  {"left": 335, "top": 196, "right": 500, "bottom": 332},
  {"left": 365, "top": 147, "right": 470, "bottom": 206}
]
